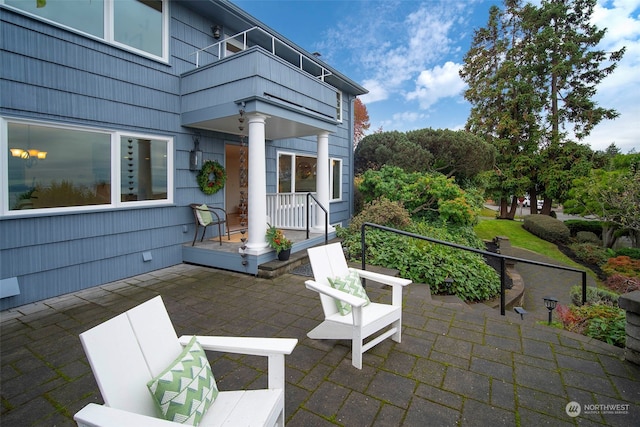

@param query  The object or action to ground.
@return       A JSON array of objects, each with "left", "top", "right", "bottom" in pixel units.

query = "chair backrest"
[
  {"left": 191, "top": 203, "right": 212, "bottom": 226},
  {"left": 307, "top": 243, "right": 350, "bottom": 317},
  {"left": 79, "top": 296, "right": 183, "bottom": 417}
]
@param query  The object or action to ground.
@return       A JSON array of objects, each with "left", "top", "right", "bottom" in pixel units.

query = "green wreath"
[{"left": 197, "top": 160, "right": 227, "bottom": 195}]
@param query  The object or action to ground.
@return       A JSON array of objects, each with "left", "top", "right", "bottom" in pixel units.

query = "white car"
[{"left": 522, "top": 197, "right": 543, "bottom": 209}]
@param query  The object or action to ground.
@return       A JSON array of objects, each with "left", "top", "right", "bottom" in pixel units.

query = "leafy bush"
[
  {"left": 576, "top": 231, "right": 601, "bottom": 245},
  {"left": 564, "top": 220, "right": 603, "bottom": 237},
  {"left": 523, "top": 215, "right": 570, "bottom": 243},
  {"left": 615, "top": 247, "right": 640, "bottom": 260},
  {"left": 602, "top": 256, "right": 640, "bottom": 278},
  {"left": 358, "top": 166, "right": 482, "bottom": 226},
  {"left": 341, "top": 197, "right": 412, "bottom": 235},
  {"left": 604, "top": 274, "right": 640, "bottom": 294},
  {"left": 569, "top": 286, "right": 619, "bottom": 306},
  {"left": 556, "top": 303, "right": 626, "bottom": 347},
  {"left": 340, "top": 220, "right": 500, "bottom": 302},
  {"left": 568, "top": 243, "right": 612, "bottom": 266}
]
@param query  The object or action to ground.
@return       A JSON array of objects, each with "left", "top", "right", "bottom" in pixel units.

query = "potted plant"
[{"left": 266, "top": 223, "right": 292, "bottom": 260}]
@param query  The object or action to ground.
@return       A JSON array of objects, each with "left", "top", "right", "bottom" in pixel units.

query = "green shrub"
[
  {"left": 570, "top": 286, "right": 619, "bottom": 306},
  {"left": 341, "top": 197, "right": 411, "bottom": 235},
  {"left": 340, "top": 220, "right": 499, "bottom": 302},
  {"left": 523, "top": 215, "right": 570, "bottom": 243},
  {"left": 556, "top": 303, "right": 626, "bottom": 347},
  {"left": 576, "top": 231, "right": 601, "bottom": 245},
  {"left": 615, "top": 247, "right": 640, "bottom": 260},
  {"left": 568, "top": 243, "right": 612, "bottom": 266},
  {"left": 564, "top": 220, "right": 603, "bottom": 237}
]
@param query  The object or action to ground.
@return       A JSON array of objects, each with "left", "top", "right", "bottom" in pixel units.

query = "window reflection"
[
  {"left": 114, "top": 0, "right": 163, "bottom": 57},
  {"left": 7, "top": 123, "right": 111, "bottom": 210},
  {"left": 120, "top": 137, "right": 168, "bottom": 201},
  {"left": 6, "top": 0, "right": 104, "bottom": 38}
]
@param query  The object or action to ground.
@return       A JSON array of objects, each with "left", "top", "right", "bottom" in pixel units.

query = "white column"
[
  {"left": 312, "top": 132, "right": 332, "bottom": 232},
  {"left": 246, "top": 114, "right": 269, "bottom": 250}
]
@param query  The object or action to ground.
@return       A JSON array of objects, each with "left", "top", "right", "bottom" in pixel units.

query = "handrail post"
[
  {"left": 582, "top": 271, "right": 587, "bottom": 305},
  {"left": 306, "top": 193, "right": 310, "bottom": 240},
  {"left": 361, "top": 224, "right": 367, "bottom": 287},
  {"left": 500, "top": 257, "right": 506, "bottom": 316}
]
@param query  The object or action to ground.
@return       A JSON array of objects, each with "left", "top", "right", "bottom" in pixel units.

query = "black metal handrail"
[
  {"left": 306, "top": 193, "right": 328, "bottom": 245},
  {"left": 360, "top": 222, "right": 587, "bottom": 316}
]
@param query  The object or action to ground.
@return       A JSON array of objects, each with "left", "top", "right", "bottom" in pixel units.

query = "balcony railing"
[
  {"left": 191, "top": 27, "right": 332, "bottom": 82},
  {"left": 266, "top": 193, "right": 317, "bottom": 230}
]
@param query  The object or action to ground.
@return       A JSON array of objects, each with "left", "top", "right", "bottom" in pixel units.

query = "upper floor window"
[
  {"left": 2, "top": 119, "right": 173, "bottom": 215},
  {"left": 4, "top": 0, "right": 167, "bottom": 60},
  {"left": 336, "top": 91, "right": 343, "bottom": 122}
]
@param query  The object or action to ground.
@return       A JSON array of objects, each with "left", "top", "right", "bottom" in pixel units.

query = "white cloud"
[
  {"left": 406, "top": 62, "right": 467, "bottom": 109},
  {"left": 359, "top": 79, "right": 388, "bottom": 104}
]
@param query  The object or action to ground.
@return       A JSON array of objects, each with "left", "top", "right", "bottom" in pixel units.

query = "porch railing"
[
  {"left": 266, "top": 193, "right": 316, "bottom": 230},
  {"left": 191, "top": 26, "right": 332, "bottom": 81}
]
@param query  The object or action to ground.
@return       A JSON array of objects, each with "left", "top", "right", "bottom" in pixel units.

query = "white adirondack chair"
[
  {"left": 74, "top": 295, "right": 297, "bottom": 426},
  {"left": 305, "top": 243, "right": 411, "bottom": 369}
]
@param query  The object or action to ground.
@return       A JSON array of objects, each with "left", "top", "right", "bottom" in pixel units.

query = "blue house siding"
[{"left": 0, "top": 1, "right": 366, "bottom": 310}]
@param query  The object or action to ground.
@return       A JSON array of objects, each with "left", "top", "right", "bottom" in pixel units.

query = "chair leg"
[
  {"left": 192, "top": 224, "right": 199, "bottom": 246},
  {"left": 200, "top": 225, "right": 207, "bottom": 243},
  {"left": 217, "top": 223, "right": 222, "bottom": 245},
  {"left": 392, "top": 319, "right": 402, "bottom": 343},
  {"left": 352, "top": 330, "right": 363, "bottom": 369}
]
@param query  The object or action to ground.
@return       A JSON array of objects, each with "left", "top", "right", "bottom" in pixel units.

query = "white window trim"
[
  {"left": 0, "top": 118, "right": 174, "bottom": 217},
  {"left": 277, "top": 151, "right": 342, "bottom": 202},
  {"left": 1, "top": 0, "right": 170, "bottom": 63},
  {"left": 330, "top": 157, "right": 342, "bottom": 202}
]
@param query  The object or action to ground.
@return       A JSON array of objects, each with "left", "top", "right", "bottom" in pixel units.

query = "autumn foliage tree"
[{"left": 353, "top": 98, "right": 370, "bottom": 148}]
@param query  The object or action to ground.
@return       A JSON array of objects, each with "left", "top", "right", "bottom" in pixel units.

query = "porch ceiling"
[{"left": 183, "top": 97, "right": 338, "bottom": 140}]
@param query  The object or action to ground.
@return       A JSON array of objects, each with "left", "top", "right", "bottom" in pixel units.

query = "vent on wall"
[{"left": 0, "top": 277, "right": 20, "bottom": 299}]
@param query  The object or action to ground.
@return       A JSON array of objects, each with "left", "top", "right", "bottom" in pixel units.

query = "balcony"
[{"left": 181, "top": 28, "right": 339, "bottom": 140}]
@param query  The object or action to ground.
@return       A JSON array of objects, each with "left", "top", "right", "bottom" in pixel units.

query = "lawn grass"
[{"left": 474, "top": 217, "right": 584, "bottom": 270}]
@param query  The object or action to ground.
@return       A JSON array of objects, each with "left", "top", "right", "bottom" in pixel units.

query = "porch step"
[{"left": 257, "top": 249, "right": 310, "bottom": 279}]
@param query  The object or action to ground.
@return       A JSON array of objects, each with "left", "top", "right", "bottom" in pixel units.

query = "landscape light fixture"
[
  {"left": 543, "top": 296, "right": 558, "bottom": 325},
  {"left": 514, "top": 306, "right": 527, "bottom": 320}
]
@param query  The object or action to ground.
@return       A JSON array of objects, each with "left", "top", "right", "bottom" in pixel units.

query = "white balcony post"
[
  {"left": 312, "top": 132, "right": 332, "bottom": 233},
  {"left": 246, "top": 114, "right": 269, "bottom": 250}
]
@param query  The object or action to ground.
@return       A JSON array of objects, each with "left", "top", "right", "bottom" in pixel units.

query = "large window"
[
  {"left": 4, "top": 0, "right": 166, "bottom": 59},
  {"left": 277, "top": 152, "right": 342, "bottom": 201},
  {"left": 2, "top": 120, "right": 172, "bottom": 214}
]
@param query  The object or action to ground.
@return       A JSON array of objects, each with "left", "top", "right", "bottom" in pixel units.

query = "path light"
[
  {"left": 514, "top": 307, "right": 527, "bottom": 320},
  {"left": 543, "top": 296, "right": 558, "bottom": 325}
]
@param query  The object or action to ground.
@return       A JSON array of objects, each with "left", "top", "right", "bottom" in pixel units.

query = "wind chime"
[
  {"left": 237, "top": 109, "right": 249, "bottom": 266},
  {"left": 127, "top": 139, "right": 135, "bottom": 200}
]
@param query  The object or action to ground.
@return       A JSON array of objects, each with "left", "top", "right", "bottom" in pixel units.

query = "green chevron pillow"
[
  {"left": 328, "top": 270, "right": 371, "bottom": 316},
  {"left": 147, "top": 336, "right": 218, "bottom": 425}
]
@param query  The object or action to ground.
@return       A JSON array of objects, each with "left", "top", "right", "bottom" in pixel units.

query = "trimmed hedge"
[
  {"left": 523, "top": 215, "right": 570, "bottom": 243},
  {"left": 564, "top": 219, "right": 603, "bottom": 237},
  {"left": 576, "top": 231, "right": 601, "bottom": 245}
]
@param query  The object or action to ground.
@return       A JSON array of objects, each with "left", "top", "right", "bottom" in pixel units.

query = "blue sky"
[{"left": 233, "top": 0, "right": 639, "bottom": 154}]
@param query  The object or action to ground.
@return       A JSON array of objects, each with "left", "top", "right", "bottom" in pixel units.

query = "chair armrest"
[
  {"left": 206, "top": 206, "right": 227, "bottom": 223},
  {"left": 305, "top": 280, "right": 367, "bottom": 308},
  {"left": 75, "top": 403, "right": 178, "bottom": 426},
  {"left": 178, "top": 336, "right": 297, "bottom": 357},
  {"left": 178, "top": 336, "right": 297, "bottom": 391},
  {"left": 349, "top": 268, "right": 412, "bottom": 287}
]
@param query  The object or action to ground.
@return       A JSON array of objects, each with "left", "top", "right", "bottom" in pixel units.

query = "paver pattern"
[{"left": 1, "top": 260, "right": 638, "bottom": 426}]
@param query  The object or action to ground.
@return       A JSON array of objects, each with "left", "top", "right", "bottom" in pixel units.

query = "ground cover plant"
[{"left": 338, "top": 198, "right": 500, "bottom": 302}]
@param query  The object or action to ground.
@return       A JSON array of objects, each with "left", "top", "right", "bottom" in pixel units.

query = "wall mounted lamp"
[
  {"left": 543, "top": 296, "right": 558, "bottom": 325},
  {"left": 212, "top": 25, "right": 221, "bottom": 39},
  {"left": 189, "top": 135, "right": 202, "bottom": 171}
]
